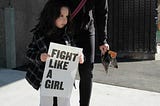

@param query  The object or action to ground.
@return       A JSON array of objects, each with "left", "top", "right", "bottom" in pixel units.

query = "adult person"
[{"left": 70, "top": 0, "right": 109, "bottom": 106}]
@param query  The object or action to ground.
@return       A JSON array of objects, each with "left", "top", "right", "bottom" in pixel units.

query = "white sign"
[{"left": 40, "top": 42, "right": 82, "bottom": 98}]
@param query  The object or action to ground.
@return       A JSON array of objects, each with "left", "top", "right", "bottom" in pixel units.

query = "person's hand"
[
  {"left": 40, "top": 53, "right": 50, "bottom": 62},
  {"left": 99, "top": 43, "right": 110, "bottom": 55},
  {"left": 79, "top": 52, "right": 84, "bottom": 64}
]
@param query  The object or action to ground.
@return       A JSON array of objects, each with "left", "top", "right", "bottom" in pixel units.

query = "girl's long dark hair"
[{"left": 31, "top": 0, "right": 73, "bottom": 37}]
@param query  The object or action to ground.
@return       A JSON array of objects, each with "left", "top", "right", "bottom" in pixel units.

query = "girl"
[{"left": 25, "top": 0, "right": 83, "bottom": 106}]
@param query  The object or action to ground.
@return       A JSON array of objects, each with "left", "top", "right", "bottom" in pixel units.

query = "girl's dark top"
[{"left": 25, "top": 28, "right": 73, "bottom": 90}]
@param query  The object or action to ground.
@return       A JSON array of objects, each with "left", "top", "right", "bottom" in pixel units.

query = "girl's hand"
[
  {"left": 40, "top": 53, "right": 50, "bottom": 62},
  {"left": 79, "top": 53, "right": 84, "bottom": 64}
]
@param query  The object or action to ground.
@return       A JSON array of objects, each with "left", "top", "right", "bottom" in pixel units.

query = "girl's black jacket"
[{"left": 25, "top": 30, "right": 73, "bottom": 90}]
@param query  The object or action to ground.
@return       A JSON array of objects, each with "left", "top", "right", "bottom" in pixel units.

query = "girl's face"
[{"left": 55, "top": 6, "right": 69, "bottom": 28}]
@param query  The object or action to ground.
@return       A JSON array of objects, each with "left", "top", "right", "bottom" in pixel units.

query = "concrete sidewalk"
[
  {"left": 0, "top": 74, "right": 160, "bottom": 106},
  {"left": 92, "top": 60, "right": 160, "bottom": 93},
  {"left": 0, "top": 66, "right": 160, "bottom": 106},
  {"left": 0, "top": 78, "right": 160, "bottom": 106}
]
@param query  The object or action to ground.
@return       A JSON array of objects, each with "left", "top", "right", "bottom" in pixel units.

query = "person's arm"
[
  {"left": 95, "top": 0, "right": 109, "bottom": 54},
  {"left": 26, "top": 35, "right": 43, "bottom": 65}
]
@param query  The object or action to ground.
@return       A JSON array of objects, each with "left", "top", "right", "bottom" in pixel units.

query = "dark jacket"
[
  {"left": 25, "top": 33, "right": 47, "bottom": 90},
  {"left": 25, "top": 30, "right": 72, "bottom": 90},
  {"left": 71, "top": 0, "right": 108, "bottom": 46}
]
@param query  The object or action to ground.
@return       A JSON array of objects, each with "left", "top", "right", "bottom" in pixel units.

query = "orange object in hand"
[{"left": 108, "top": 50, "right": 117, "bottom": 58}]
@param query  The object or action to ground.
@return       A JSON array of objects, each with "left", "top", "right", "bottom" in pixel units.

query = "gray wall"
[
  {"left": 0, "top": 0, "right": 9, "bottom": 67},
  {"left": 0, "top": 0, "right": 9, "bottom": 7},
  {"left": 0, "top": 8, "right": 6, "bottom": 67},
  {"left": 14, "top": 0, "right": 46, "bottom": 67},
  {"left": 0, "top": 0, "right": 46, "bottom": 68}
]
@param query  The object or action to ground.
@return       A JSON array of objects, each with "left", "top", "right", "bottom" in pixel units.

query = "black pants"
[
  {"left": 79, "top": 63, "right": 93, "bottom": 106},
  {"left": 77, "top": 34, "right": 95, "bottom": 106}
]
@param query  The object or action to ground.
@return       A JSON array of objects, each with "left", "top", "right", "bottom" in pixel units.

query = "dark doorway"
[{"left": 95, "top": 0, "right": 157, "bottom": 62}]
